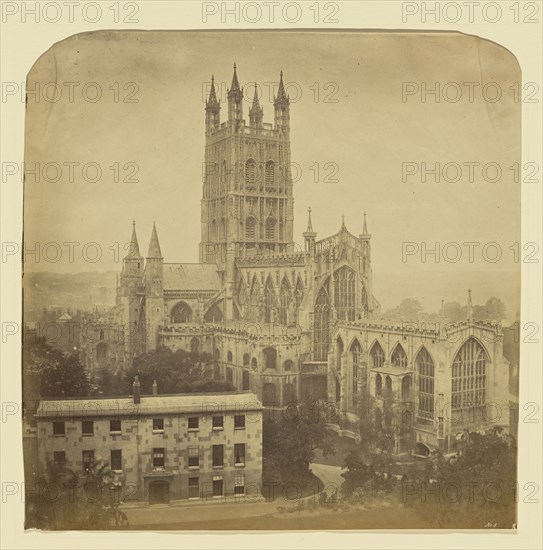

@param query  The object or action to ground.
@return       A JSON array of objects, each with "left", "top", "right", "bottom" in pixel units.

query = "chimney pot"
[
  {"left": 133, "top": 375, "right": 141, "bottom": 405},
  {"left": 152, "top": 380, "right": 158, "bottom": 396}
]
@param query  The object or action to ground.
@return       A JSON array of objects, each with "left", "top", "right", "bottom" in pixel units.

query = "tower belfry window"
[
  {"left": 245, "top": 160, "right": 255, "bottom": 188},
  {"left": 265, "top": 218, "right": 275, "bottom": 241}
]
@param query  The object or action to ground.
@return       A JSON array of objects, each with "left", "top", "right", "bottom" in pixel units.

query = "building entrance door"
[{"left": 149, "top": 480, "right": 170, "bottom": 504}]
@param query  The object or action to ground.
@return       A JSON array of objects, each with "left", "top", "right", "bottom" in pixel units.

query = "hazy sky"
[{"left": 24, "top": 30, "right": 520, "bottom": 311}]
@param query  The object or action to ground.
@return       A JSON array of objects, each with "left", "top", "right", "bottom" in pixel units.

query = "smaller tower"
[
  {"left": 467, "top": 289, "right": 473, "bottom": 321},
  {"left": 274, "top": 70, "right": 290, "bottom": 136},
  {"left": 303, "top": 207, "right": 317, "bottom": 255},
  {"left": 227, "top": 63, "right": 243, "bottom": 129},
  {"left": 205, "top": 75, "right": 221, "bottom": 134},
  {"left": 249, "top": 84, "right": 263, "bottom": 128},
  {"left": 145, "top": 222, "right": 164, "bottom": 352}
]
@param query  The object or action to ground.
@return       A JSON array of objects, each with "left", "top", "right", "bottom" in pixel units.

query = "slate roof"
[
  {"left": 163, "top": 263, "right": 222, "bottom": 291},
  {"left": 36, "top": 391, "right": 262, "bottom": 419}
]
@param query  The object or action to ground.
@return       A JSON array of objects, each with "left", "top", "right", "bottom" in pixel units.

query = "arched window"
[
  {"left": 263, "top": 347, "right": 277, "bottom": 370},
  {"left": 245, "top": 217, "right": 256, "bottom": 241},
  {"left": 245, "top": 159, "right": 255, "bottom": 187},
  {"left": 416, "top": 347, "right": 435, "bottom": 422},
  {"left": 222, "top": 160, "right": 227, "bottom": 185},
  {"left": 370, "top": 341, "right": 385, "bottom": 369},
  {"left": 452, "top": 338, "right": 487, "bottom": 409},
  {"left": 264, "top": 277, "right": 275, "bottom": 323},
  {"left": 227, "top": 351, "right": 233, "bottom": 363},
  {"left": 190, "top": 337, "right": 200, "bottom": 354},
  {"left": 336, "top": 337, "right": 344, "bottom": 372},
  {"left": 211, "top": 219, "right": 217, "bottom": 242},
  {"left": 214, "top": 348, "right": 220, "bottom": 361},
  {"left": 391, "top": 344, "right": 408, "bottom": 368},
  {"left": 204, "top": 304, "right": 223, "bottom": 323},
  {"left": 334, "top": 266, "right": 356, "bottom": 321},
  {"left": 226, "top": 367, "right": 233, "bottom": 384},
  {"left": 279, "top": 277, "right": 290, "bottom": 325},
  {"left": 171, "top": 302, "right": 192, "bottom": 323},
  {"left": 265, "top": 161, "right": 275, "bottom": 187},
  {"left": 242, "top": 370, "right": 250, "bottom": 390},
  {"left": 265, "top": 218, "right": 275, "bottom": 241},
  {"left": 213, "top": 364, "right": 220, "bottom": 379},
  {"left": 284, "top": 382, "right": 297, "bottom": 405},
  {"left": 375, "top": 374, "right": 382, "bottom": 396},
  {"left": 243, "top": 353, "right": 250, "bottom": 367},
  {"left": 295, "top": 277, "right": 304, "bottom": 309},
  {"left": 251, "top": 357, "right": 258, "bottom": 370},
  {"left": 262, "top": 383, "right": 277, "bottom": 406},
  {"left": 283, "top": 360, "right": 293, "bottom": 372},
  {"left": 314, "top": 279, "right": 330, "bottom": 361},
  {"left": 220, "top": 218, "right": 226, "bottom": 242},
  {"left": 350, "top": 339, "right": 361, "bottom": 398}
]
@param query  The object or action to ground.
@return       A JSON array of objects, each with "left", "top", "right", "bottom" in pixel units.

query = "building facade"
[
  {"left": 36, "top": 386, "right": 263, "bottom": 504},
  {"left": 79, "top": 65, "right": 511, "bottom": 453}
]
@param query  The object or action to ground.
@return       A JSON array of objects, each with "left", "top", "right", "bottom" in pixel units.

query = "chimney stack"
[
  {"left": 152, "top": 380, "right": 158, "bottom": 396},
  {"left": 133, "top": 375, "right": 141, "bottom": 405}
]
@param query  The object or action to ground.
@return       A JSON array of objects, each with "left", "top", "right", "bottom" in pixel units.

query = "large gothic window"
[
  {"left": 279, "top": 277, "right": 290, "bottom": 325},
  {"left": 391, "top": 344, "right": 408, "bottom": 368},
  {"left": 334, "top": 266, "right": 356, "bottom": 321},
  {"left": 265, "top": 218, "right": 275, "bottom": 241},
  {"left": 245, "top": 217, "right": 256, "bottom": 241},
  {"left": 262, "top": 383, "right": 277, "bottom": 406},
  {"left": 314, "top": 279, "right": 330, "bottom": 361},
  {"left": 204, "top": 304, "right": 223, "bottom": 323},
  {"left": 369, "top": 341, "right": 385, "bottom": 369},
  {"left": 245, "top": 159, "right": 255, "bottom": 188},
  {"left": 416, "top": 347, "right": 435, "bottom": 422},
  {"left": 284, "top": 382, "right": 297, "bottom": 405},
  {"left": 350, "top": 339, "right": 361, "bottom": 398},
  {"left": 264, "top": 277, "right": 275, "bottom": 323},
  {"left": 452, "top": 338, "right": 487, "bottom": 409},
  {"left": 171, "top": 301, "right": 192, "bottom": 323}
]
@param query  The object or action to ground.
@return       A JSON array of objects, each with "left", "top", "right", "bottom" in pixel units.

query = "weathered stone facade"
[{"left": 36, "top": 391, "right": 263, "bottom": 503}]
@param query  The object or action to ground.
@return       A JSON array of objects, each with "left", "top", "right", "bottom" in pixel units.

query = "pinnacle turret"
[{"left": 125, "top": 220, "right": 143, "bottom": 260}]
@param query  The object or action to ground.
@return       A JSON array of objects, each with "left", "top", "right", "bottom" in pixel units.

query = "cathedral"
[{"left": 83, "top": 65, "right": 510, "bottom": 456}]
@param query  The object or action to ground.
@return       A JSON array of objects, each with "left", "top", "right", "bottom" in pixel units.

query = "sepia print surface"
[{"left": 22, "top": 30, "right": 520, "bottom": 530}]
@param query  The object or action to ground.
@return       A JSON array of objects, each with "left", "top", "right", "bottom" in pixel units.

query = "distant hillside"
[{"left": 23, "top": 271, "right": 117, "bottom": 321}]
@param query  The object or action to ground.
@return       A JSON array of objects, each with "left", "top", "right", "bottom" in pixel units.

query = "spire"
[
  {"left": 249, "top": 83, "right": 263, "bottom": 126},
  {"left": 206, "top": 74, "right": 220, "bottom": 111},
  {"left": 147, "top": 221, "right": 163, "bottom": 259},
  {"left": 467, "top": 289, "right": 473, "bottom": 321},
  {"left": 306, "top": 207, "right": 314, "bottom": 233},
  {"left": 275, "top": 70, "right": 289, "bottom": 104},
  {"left": 230, "top": 63, "right": 240, "bottom": 92},
  {"left": 251, "top": 84, "right": 261, "bottom": 111},
  {"left": 362, "top": 211, "right": 368, "bottom": 235},
  {"left": 125, "top": 220, "right": 143, "bottom": 260}
]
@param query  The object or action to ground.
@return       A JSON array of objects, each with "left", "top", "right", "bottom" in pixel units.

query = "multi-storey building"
[{"left": 35, "top": 382, "right": 263, "bottom": 504}]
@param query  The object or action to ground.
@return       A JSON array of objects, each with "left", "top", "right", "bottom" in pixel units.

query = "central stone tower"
[{"left": 199, "top": 65, "right": 294, "bottom": 273}]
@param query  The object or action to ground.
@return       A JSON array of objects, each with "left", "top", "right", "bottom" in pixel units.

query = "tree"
[
  {"left": 263, "top": 400, "right": 334, "bottom": 487},
  {"left": 23, "top": 337, "right": 91, "bottom": 398},
  {"left": 26, "top": 460, "right": 128, "bottom": 530},
  {"left": 383, "top": 298, "right": 425, "bottom": 321},
  {"left": 341, "top": 451, "right": 371, "bottom": 496},
  {"left": 123, "top": 346, "right": 233, "bottom": 395}
]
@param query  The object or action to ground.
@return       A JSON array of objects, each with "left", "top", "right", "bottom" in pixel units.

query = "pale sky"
[{"left": 24, "top": 30, "right": 520, "bottom": 312}]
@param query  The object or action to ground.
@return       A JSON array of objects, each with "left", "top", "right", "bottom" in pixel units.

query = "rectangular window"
[
  {"left": 212, "top": 477, "right": 223, "bottom": 497},
  {"left": 188, "top": 446, "right": 199, "bottom": 468},
  {"left": 53, "top": 421, "right": 65, "bottom": 436},
  {"left": 212, "top": 444, "right": 224, "bottom": 467},
  {"left": 188, "top": 477, "right": 199, "bottom": 499},
  {"left": 82, "top": 420, "right": 94, "bottom": 436},
  {"left": 110, "top": 450, "right": 122, "bottom": 471},
  {"left": 212, "top": 416, "right": 224, "bottom": 430},
  {"left": 234, "top": 415, "right": 245, "bottom": 429},
  {"left": 53, "top": 451, "right": 66, "bottom": 467},
  {"left": 234, "top": 472, "right": 245, "bottom": 495},
  {"left": 234, "top": 443, "right": 246, "bottom": 466},
  {"left": 82, "top": 450, "right": 94, "bottom": 473},
  {"left": 110, "top": 419, "right": 121, "bottom": 433},
  {"left": 152, "top": 418, "right": 164, "bottom": 432},
  {"left": 188, "top": 417, "right": 199, "bottom": 431},
  {"left": 153, "top": 448, "right": 165, "bottom": 469}
]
